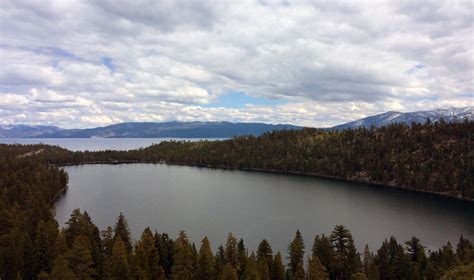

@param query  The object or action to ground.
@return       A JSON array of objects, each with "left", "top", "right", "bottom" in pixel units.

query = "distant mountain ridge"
[
  {"left": 330, "top": 107, "right": 473, "bottom": 130},
  {"left": 0, "top": 122, "right": 302, "bottom": 138},
  {"left": 1, "top": 107, "right": 472, "bottom": 138}
]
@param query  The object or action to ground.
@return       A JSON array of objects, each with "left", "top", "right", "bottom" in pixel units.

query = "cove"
[{"left": 55, "top": 163, "right": 474, "bottom": 254}]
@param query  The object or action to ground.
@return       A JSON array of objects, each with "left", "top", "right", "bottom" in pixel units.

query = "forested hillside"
[{"left": 39, "top": 120, "right": 474, "bottom": 200}]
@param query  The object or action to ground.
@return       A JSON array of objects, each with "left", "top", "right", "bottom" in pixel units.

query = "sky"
[{"left": 0, "top": 0, "right": 473, "bottom": 128}]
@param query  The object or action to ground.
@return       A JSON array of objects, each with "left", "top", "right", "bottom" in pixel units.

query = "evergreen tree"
[
  {"left": 312, "top": 235, "right": 334, "bottom": 273},
  {"left": 225, "top": 233, "right": 238, "bottom": 269},
  {"left": 405, "top": 237, "right": 427, "bottom": 279},
  {"left": 257, "top": 239, "right": 273, "bottom": 262},
  {"left": 257, "top": 255, "right": 270, "bottom": 280},
  {"left": 374, "top": 237, "right": 409, "bottom": 280},
  {"left": 330, "top": 225, "right": 360, "bottom": 279},
  {"left": 136, "top": 227, "right": 165, "bottom": 280},
  {"left": 243, "top": 253, "right": 260, "bottom": 280},
  {"left": 307, "top": 256, "right": 328, "bottom": 280},
  {"left": 68, "top": 234, "right": 95, "bottom": 280},
  {"left": 288, "top": 230, "right": 305, "bottom": 278},
  {"left": 155, "top": 232, "right": 174, "bottom": 276},
  {"left": 219, "top": 263, "right": 239, "bottom": 280},
  {"left": 106, "top": 236, "right": 130, "bottom": 280},
  {"left": 54, "top": 230, "right": 69, "bottom": 257},
  {"left": 114, "top": 212, "right": 132, "bottom": 253},
  {"left": 49, "top": 254, "right": 77, "bottom": 280},
  {"left": 272, "top": 252, "right": 286, "bottom": 280},
  {"left": 196, "top": 236, "right": 215, "bottom": 280},
  {"left": 456, "top": 235, "right": 473, "bottom": 264},
  {"left": 101, "top": 226, "right": 114, "bottom": 259},
  {"left": 33, "top": 219, "right": 58, "bottom": 275},
  {"left": 293, "top": 262, "right": 305, "bottom": 280},
  {"left": 237, "top": 238, "right": 248, "bottom": 278},
  {"left": 172, "top": 231, "right": 194, "bottom": 280},
  {"left": 215, "top": 245, "right": 226, "bottom": 277}
]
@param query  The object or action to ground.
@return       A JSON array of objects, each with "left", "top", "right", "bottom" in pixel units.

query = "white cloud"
[{"left": 0, "top": 0, "right": 472, "bottom": 128}]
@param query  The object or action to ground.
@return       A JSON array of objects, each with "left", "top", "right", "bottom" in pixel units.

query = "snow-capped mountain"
[{"left": 331, "top": 107, "right": 473, "bottom": 130}]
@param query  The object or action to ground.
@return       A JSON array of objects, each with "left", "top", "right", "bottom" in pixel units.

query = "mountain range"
[
  {"left": 331, "top": 106, "right": 472, "bottom": 130},
  {"left": 0, "top": 107, "right": 471, "bottom": 138},
  {"left": 0, "top": 122, "right": 301, "bottom": 138}
]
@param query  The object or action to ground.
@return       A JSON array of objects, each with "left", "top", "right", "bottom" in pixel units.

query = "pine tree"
[
  {"left": 196, "top": 236, "right": 215, "bottom": 280},
  {"left": 172, "top": 230, "right": 194, "bottom": 280},
  {"left": 243, "top": 253, "right": 260, "bottom": 280},
  {"left": 215, "top": 245, "right": 226, "bottom": 277},
  {"left": 272, "top": 252, "right": 286, "bottom": 280},
  {"left": 293, "top": 262, "right": 305, "bottom": 280},
  {"left": 155, "top": 232, "right": 174, "bottom": 276},
  {"left": 307, "top": 256, "right": 328, "bottom": 280},
  {"left": 106, "top": 236, "right": 130, "bottom": 280},
  {"left": 219, "top": 263, "right": 239, "bottom": 280},
  {"left": 68, "top": 235, "right": 95, "bottom": 280},
  {"left": 114, "top": 212, "right": 132, "bottom": 253},
  {"left": 136, "top": 227, "right": 165, "bottom": 280},
  {"left": 33, "top": 219, "right": 58, "bottom": 275},
  {"left": 312, "top": 235, "right": 334, "bottom": 274},
  {"left": 456, "top": 235, "right": 473, "bottom": 264},
  {"left": 257, "top": 239, "right": 273, "bottom": 278},
  {"left": 237, "top": 238, "right": 248, "bottom": 278},
  {"left": 288, "top": 230, "right": 305, "bottom": 278},
  {"left": 257, "top": 255, "right": 270, "bottom": 280},
  {"left": 225, "top": 233, "right": 238, "bottom": 269},
  {"left": 330, "top": 225, "right": 360, "bottom": 279},
  {"left": 405, "top": 237, "right": 427, "bottom": 279},
  {"left": 362, "top": 245, "right": 372, "bottom": 276},
  {"left": 54, "top": 230, "right": 69, "bottom": 257},
  {"left": 101, "top": 226, "right": 114, "bottom": 259},
  {"left": 49, "top": 254, "right": 77, "bottom": 280}
]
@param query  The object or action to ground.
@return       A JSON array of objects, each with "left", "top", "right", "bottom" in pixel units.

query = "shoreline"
[{"left": 52, "top": 160, "right": 474, "bottom": 203}]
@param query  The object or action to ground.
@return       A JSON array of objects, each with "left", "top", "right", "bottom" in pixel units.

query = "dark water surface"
[{"left": 55, "top": 164, "right": 474, "bottom": 254}]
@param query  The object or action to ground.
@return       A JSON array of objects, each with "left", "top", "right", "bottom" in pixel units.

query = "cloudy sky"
[{"left": 0, "top": 0, "right": 472, "bottom": 128}]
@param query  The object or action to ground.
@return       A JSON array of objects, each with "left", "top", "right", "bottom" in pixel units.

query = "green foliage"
[
  {"left": 243, "top": 253, "right": 260, "bottom": 280},
  {"left": 272, "top": 252, "right": 286, "bottom": 280},
  {"left": 196, "top": 237, "right": 215, "bottom": 280},
  {"left": 219, "top": 263, "right": 239, "bottom": 280},
  {"left": 307, "top": 255, "right": 329, "bottom": 280},
  {"left": 330, "top": 225, "right": 360, "bottom": 279},
  {"left": 441, "top": 262, "right": 474, "bottom": 279},
  {"left": 49, "top": 254, "right": 77, "bottom": 280},
  {"left": 288, "top": 230, "right": 305, "bottom": 278},
  {"left": 172, "top": 231, "right": 194, "bottom": 280},
  {"left": 135, "top": 227, "right": 165, "bottom": 280},
  {"left": 105, "top": 236, "right": 130, "bottom": 280},
  {"left": 68, "top": 234, "right": 96, "bottom": 280},
  {"left": 114, "top": 212, "right": 132, "bottom": 253}
]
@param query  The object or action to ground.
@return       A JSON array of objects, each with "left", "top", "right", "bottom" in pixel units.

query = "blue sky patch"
[{"left": 101, "top": 57, "right": 115, "bottom": 72}]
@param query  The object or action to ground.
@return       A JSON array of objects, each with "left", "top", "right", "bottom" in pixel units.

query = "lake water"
[
  {"left": 55, "top": 163, "right": 474, "bottom": 254},
  {"left": 0, "top": 138, "right": 222, "bottom": 151}
]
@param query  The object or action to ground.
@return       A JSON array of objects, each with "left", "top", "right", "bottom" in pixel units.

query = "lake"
[
  {"left": 0, "top": 138, "right": 223, "bottom": 151},
  {"left": 55, "top": 163, "right": 474, "bottom": 254}
]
